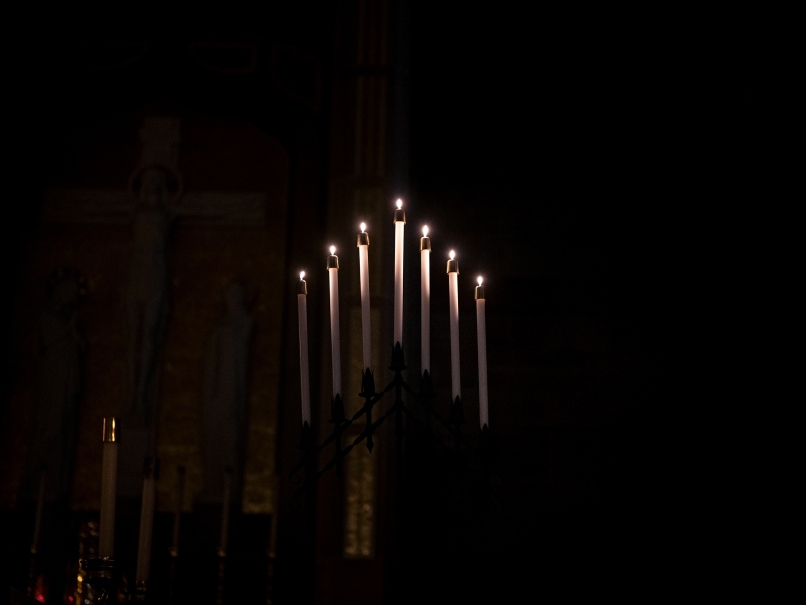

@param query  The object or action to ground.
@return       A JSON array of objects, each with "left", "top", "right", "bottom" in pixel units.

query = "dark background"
[{"left": 3, "top": 3, "right": 803, "bottom": 602}]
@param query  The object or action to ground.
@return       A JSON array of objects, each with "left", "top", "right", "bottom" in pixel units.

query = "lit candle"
[
  {"left": 420, "top": 226, "right": 431, "bottom": 374},
  {"left": 136, "top": 457, "right": 157, "bottom": 585},
  {"left": 218, "top": 468, "right": 232, "bottom": 557},
  {"left": 327, "top": 246, "right": 342, "bottom": 399},
  {"left": 447, "top": 252, "right": 460, "bottom": 402},
  {"left": 357, "top": 223, "right": 371, "bottom": 372},
  {"left": 297, "top": 272, "right": 311, "bottom": 427},
  {"left": 99, "top": 417, "right": 118, "bottom": 559},
  {"left": 393, "top": 200, "right": 406, "bottom": 347},
  {"left": 475, "top": 277, "right": 488, "bottom": 430}
]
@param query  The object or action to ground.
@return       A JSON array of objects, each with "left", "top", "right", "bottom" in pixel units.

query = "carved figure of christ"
[{"left": 43, "top": 174, "right": 266, "bottom": 431}]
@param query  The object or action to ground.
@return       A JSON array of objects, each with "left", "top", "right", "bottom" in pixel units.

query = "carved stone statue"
[
  {"left": 123, "top": 166, "right": 175, "bottom": 426},
  {"left": 201, "top": 283, "right": 253, "bottom": 503},
  {"left": 23, "top": 269, "right": 86, "bottom": 503}
]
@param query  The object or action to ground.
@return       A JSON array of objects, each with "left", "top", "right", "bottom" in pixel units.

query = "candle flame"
[
  {"left": 360, "top": 222, "right": 366, "bottom": 232},
  {"left": 300, "top": 271, "right": 305, "bottom": 280},
  {"left": 396, "top": 199, "right": 402, "bottom": 209},
  {"left": 423, "top": 225, "right": 428, "bottom": 237},
  {"left": 449, "top": 250, "right": 455, "bottom": 260},
  {"left": 330, "top": 246, "right": 336, "bottom": 255},
  {"left": 478, "top": 276, "right": 483, "bottom": 286}
]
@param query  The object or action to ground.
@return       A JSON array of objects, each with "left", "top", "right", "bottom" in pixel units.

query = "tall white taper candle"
[
  {"left": 475, "top": 277, "right": 488, "bottom": 429},
  {"left": 393, "top": 200, "right": 405, "bottom": 347},
  {"left": 357, "top": 224, "right": 371, "bottom": 371},
  {"left": 297, "top": 272, "right": 311, "bottom": 426},
  {"left": 420, "top": 227, "right": 431, "bottom": 373},
  {"left": 99, "top": 417, "right": 118, "bottom": 559},
  {"left": 328, "top": 247, "right": 342, "bottom": 399},
  {"left": 447, "top": 252, "right": 460, "bottom": 402},
  {"left": 136, "top": 457, "right": 157, "bottom": 584}
]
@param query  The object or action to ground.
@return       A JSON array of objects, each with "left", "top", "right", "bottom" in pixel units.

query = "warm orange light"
[
  {"left": 330, "top": 246, "right": 336, "bottom": 255},
  {"left": 449, "top": 250, "right": 455, "bottom": 260},
  {"left": 423, "top": 225, "right": 428, "bottom": 237},
  {"left": 300, "top": 271, "right": 305, "bottom": 280},
  {"left": 396, "top": 199, "right": 402, "bottom": 209},
  {"left": 360, "top": 222, "right": 366, "bottom": 232},
  {"left": 478, "top": 276, "right": 483, "bottom": 286}
]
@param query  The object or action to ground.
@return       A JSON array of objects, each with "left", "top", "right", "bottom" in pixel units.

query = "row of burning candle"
[{"left": 296, "top": 200, "right": 489, "bottom": 431}]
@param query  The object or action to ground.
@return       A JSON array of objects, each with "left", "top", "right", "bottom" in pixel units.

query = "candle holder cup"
[{"left": 80, "top": 556, "right": 117, "bottom": 605}]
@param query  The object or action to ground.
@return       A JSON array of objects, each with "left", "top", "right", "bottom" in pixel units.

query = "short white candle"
[
  {"left": 328, "top": 246, "right": 342, "bottom": 399},
  {"left": 297, "top": 272, "right": 311, "bottom": 426},
  {"left": 475, "top": 277, "right": 489, "bottom": 429},
  {"left": 99, "top": 417, "right": 118, "bottom": 559},
  {"left": 136, "top": 457, "right": 156, "bottom": 584},
  {"left": 357, "top": 223, "right": 371, "bottom": 371},
  {"left": 420, "top": 226, "right": 431, "bottom": 373},
  {"left": 218, "top": 469, "right": 232, "bottom": 557},
  {"left": 393, "top": 200, "right": 405, "bottom": 347},
  {"left": 447, "top": 251, "right": 461, "bottom": 402}
]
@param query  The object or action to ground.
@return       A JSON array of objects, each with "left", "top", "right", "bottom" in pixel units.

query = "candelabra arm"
[{"left": 290, "top": 401, "right": 399, "bottom": 501}]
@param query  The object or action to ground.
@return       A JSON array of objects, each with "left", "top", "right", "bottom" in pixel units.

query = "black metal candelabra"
[{"left": 290, "top": 342, "right": 495, "bottom": 502}]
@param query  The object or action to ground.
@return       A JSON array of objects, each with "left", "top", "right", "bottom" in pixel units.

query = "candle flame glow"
[
  {"left": 478, "top": 276, "right": 483, "bottom": 286},
  {"left": 300, "top": 271, "right": 305, "bottom": 280},
  {"left": 449, "top": 250, "right": 455, "bottom": 260},
  {"left": 396, "top": 199, "right": 402, "bottom": 209},
  {"left": 330, "top": 246, "right": 336, "bottom": 255},
  {"left": 423, "top": 225, "right": 428, "bottom": 237},
  {"left": 360, "top": 222, "right": 366, "bottom": 232}
]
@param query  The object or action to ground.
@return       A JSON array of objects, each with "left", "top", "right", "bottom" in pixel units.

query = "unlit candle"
[
  {"left": 31, "top": 468, "right": 46, "bottom": 554},
  {"left": 170, "top": 466, "right": 185, "bottom": 557},
  {"left": 136, "top": 457, "right": 157, "bottom": 584},
  {"left": 218, "top": 469, "right": 232, "bottom": 557},
  {"left": 99, "top": 417, "right": 118, "bottom": 559}
]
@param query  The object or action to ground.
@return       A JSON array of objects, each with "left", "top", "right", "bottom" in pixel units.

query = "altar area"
[{"left": 0, "top": 2, "right": 696, "bottom": 602}]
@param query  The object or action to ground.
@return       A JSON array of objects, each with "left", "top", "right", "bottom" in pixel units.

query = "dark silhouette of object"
[
  {"left": 201, "top": 283, "right": 253, "bottom": 504},
  {"left": 23, "top": 268, "right": 86, "bottom": 504}
]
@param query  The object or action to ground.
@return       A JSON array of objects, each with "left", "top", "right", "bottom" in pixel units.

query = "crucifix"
[{"left": 43, "top": 116, "right": 268, "bottom": 496}]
